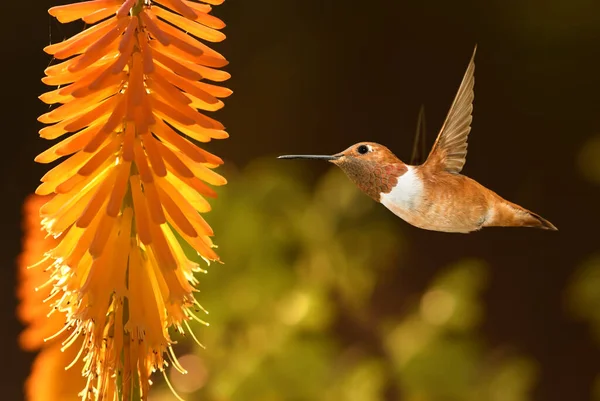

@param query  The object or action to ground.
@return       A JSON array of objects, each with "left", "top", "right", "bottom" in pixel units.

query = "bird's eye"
[{"left": 357, "top": 145, "right": 369, "bottom": 155}]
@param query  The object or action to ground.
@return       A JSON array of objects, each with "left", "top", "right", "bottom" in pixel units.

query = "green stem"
[{"left": 131, "top": 0, "right": 145, "bottom": 17}]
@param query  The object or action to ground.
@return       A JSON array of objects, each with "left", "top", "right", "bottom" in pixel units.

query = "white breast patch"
[{"left": 379, "top": 166, "right": 423, "bottom": 211}]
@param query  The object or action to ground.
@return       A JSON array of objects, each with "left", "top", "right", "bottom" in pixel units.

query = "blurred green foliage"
[
  {"left": 157, "top": 159, "right": 538, "bottom": 401},
  {"left": 577, "top": 135, "right": 600, "bottom": 185},
  {"left": 568, "top": 138, "right": 600, "bottom": 401}
]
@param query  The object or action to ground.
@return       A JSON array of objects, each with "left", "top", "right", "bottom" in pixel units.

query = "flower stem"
[{"left": 131, "top": 0, "right": 145, "bottom": 17}]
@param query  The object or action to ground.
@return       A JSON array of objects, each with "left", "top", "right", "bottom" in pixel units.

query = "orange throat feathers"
[{"left": 334, "top": 158, "right": 408, "bottom": 201}]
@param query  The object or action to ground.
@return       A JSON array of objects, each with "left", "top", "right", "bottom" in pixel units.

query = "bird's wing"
[{"left": 425, "top": 46, "right": 476, "bottom": 174}]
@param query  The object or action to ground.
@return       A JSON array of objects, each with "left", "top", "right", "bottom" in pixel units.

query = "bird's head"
[{"left": 278, "top": 142, "right": 407, "bottom": 201}]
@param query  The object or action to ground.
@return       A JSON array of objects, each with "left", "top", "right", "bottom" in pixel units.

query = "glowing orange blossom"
[
  {"left": 35, "top": 0, "right": 230, "bottom": 398},
  {"left": 18, "top": 194, "right": 85, "bottom": 401}
]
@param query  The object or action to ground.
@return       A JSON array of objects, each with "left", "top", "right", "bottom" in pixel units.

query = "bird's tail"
[{"left": 486, "top": 200, "right": 558, "bottom": 231}]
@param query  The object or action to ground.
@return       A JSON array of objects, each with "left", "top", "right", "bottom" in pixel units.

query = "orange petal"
[
  {"left": 184, "top": 92, "right": 224, "bottom": 112},
  {"left": 107, "top": 160, "right": 131, "bottom": 217},
  {"left": 149, "top": 40, "right": 227, "bottom": 68},
  {"left": 42, "top": 57, "right": 95, "bottom": 85},
  {"left": 193, "top": 110, "right": 225, "bottom": 130},
  {"left": 171, "top": 149, "right": 226, "bottom": 185},
  {"left": 133, "top": 140, "right": 154, "bottom": 183},
  {"left": 64, "top": 220, "right": 102, "bottom": 268},
  {"left": 40, "top": 165, "right": 110, "bottom": 216},
  {"left": 39, "top": 149, "right": 95, "bottom": 182},
  {"left": 147, "top": 220, "right": 176, "bottom": 269},
  {"left": 133, "top": 93, "right": 155, "bottom": 134},
  {"left": 153, "top": 0, "right": 197, "bottom": 20},
  {"left": 122, "top": 124, "right": 135, "bottom": 162},
  {"left": 39, "top": 111, "right": 110, "bottom": 140},
  {"left": 116, "top": 0, "right": 136, "bottom": 18},
  {"left": 181, "top": 0, "right": 211, "bottom": 14},
  {"left": 194, "top": 11, "right": 225, "bottom": 30},
  {"left": 56, "top": 124, "right": 104, "bottom": 156},
  {"left": 140, "top": 134, "right": 167, "bottom": 177},
  {"left": 129, "top": 175, "right": 152, "bottom": 244},
  {"left": 186, "top": 176, "right": 219, "bottom": 197},
  {"left": 182, "top": 2, "right": 225, "bottom": 29},
  {"left": 156, "top": 182, "right": 197, "bottom": 237},
  {"left": 49, "top": 0, "right": 120, "bottom": 23},
  {"left": 35, "top": 124, "right": 103, "bottom": 163},
  {"left": 97, "top": 93, "right": 127, "bottom": 135},
  {"left": 83, "top": 5, "right": 119, "bottom": 24},
  {"left": 54, "top": 61, "right": 116, "bottom": 94},
  {"left": 110, "top": 50, "right": 131, "bottom": 76},
  {"left": 157, "top": 18, "right": 226, "bottom": 61},
  {"left": 138, "top": 31, "right": 155, "bottom": 74},
  {"left": 72, "top": 70, "right": 125, "bottom": 98},
  {"left": 63, "top": 94, "right": 119, "bottom": 133},
  {"left": 153, "top": 7, "right": 225, "bottom": 43},
  {"left": 147, "top": 73, "right": 191, "bottom": 106},
  {"left": 126, "top": 52, "right": 144, "bottom": 112},
  {"left": 197, "top": 81, "right": 232, "bottom": 98},
  {"left": 85, "top": 127, "right": 113, "bottom": 155},
  {"left": 49, "top": 52, "right": 116, "bottom": 79},
  {"left": 153, "top": 18, "right": 204, "bottom": 57},
  {"left": 78, "top": 135, "right": 119, "bottom": 176},
  {"left": 89, "top": 212, "right": 116, "bottom": 258},
  {"left": 68, "top": 18, "right": 128, "bottom": 72},
  {"left": 112, "top": 207, "right": 132, "bottom": 296},
  {"left": 152, "top": 118, "right": 209, "bottom": 163},
  {"left": 167, "top": 119, "right": 228, "bottom": 142},
  {"left": 152, "top": 89, "right": 216, "bottom": 126},
  {"left": 40, "top": 82, "right": 119, "bottom": 123},
  {"left": 164, "top": 172, "right": 212, "bottom": 211},
  {"left": 199, "top": 0, "right": 224, "bottom": 5},
  {"left": 179, "top": 62, "right": 230, "bottom": 82},
  {"left": 142, "top": 181, "right": 166, "bottom": 224},
  {"left": 47, "top": 17, "right": 117, "bottom": 58},
  {"left": 156, "top": 141, "right": 193, "bottom": 178},
  {"left": 39, "top": 88, "right": 73, "bottom": 104},
  {"left": 76, "top": 165, "right": 118, "bottom": 229},
  {"left": 111, "top": 18, "right": 138, "bottom": 74},
  {"left": 140, "top": 10, "right": 170, "bottom": 46},
  {"left": 176, "top": 228, "right": 219, "bottom": 260},
  {"left": 157, "top": 177, "right": 213, "bottom": 235},
  {"left": 152, "top": 48, "right": 202, "bottom": 81},
  {"left": 56, "top": 174, "right": 86, "bottom": 194},
  {"left": 152, "top": 63, "right": 218, "bottom": 106},
  {"left": 118, "top": 17, "right": 138, "bottom": 54},
  {"left": 150, "top": 96, "right": 196, "bottom": 126}
]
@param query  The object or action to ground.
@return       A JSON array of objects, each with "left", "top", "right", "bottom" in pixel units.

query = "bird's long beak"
[{"left": 277, "top": 154, "right": 340, "bottom": 161}]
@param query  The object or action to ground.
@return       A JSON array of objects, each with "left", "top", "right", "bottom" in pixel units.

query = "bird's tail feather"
[{"left": 486, "top": 201, "right": 558, "bottom": 231}]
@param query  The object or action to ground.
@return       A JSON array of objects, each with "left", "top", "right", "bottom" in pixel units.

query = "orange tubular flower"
[
  {"left": 18, "top": 195, "right": 86, "bottom": 401},
  {"left": 35, "top": 0, "right": 230, "bottom": 399}
]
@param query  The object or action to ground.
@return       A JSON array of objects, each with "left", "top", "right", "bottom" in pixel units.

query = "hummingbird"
[{"left": 278, "top": 47, "right": 557, "bottom": 233}]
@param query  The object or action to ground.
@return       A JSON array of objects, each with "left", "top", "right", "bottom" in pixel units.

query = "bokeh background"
[{"left": 3, "top": 0, "right": 600, "bottom": 400}]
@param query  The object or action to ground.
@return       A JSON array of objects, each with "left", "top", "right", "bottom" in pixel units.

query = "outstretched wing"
[{"left": 425, "top": 46, "right": 476, "bottom": 174}]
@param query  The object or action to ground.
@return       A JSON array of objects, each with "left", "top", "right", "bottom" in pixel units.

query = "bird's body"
[
  {"left": 279, "top": 46, "right": 557, "bottom": 233},
  {"left": 387, "top": 166, "right": 499, "bottom": 233}
]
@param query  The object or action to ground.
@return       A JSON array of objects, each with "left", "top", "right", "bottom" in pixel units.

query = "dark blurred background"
[{"left": 4, "top": 0, "right": 600, "bottom": 400}]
